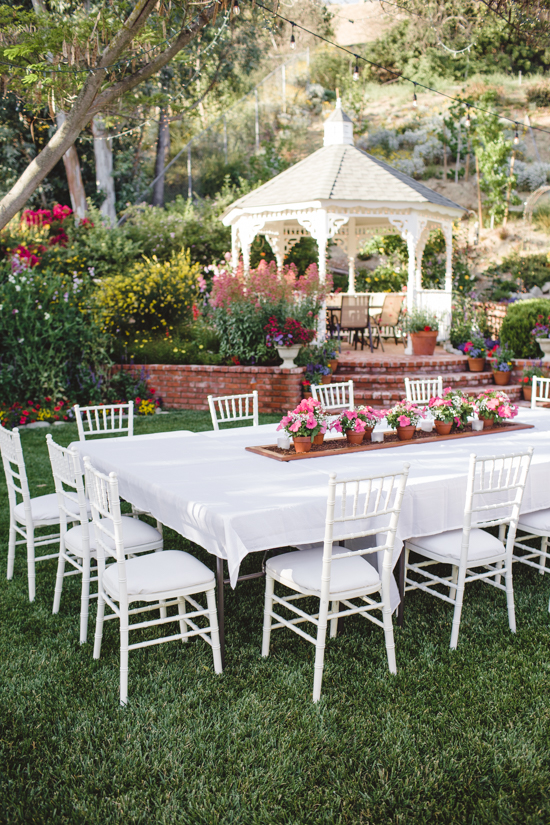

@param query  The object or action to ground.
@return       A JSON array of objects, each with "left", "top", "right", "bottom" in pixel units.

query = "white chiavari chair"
[
  {"left": 74, "top": 403, "right": 134, "bottom": 441},
  {"left": 311, "top": 380, "right": 354, "bottom": 411},
  {"left": 531, "top": 376, "right": 550, "bottom": 409},
  {"left": 84, "top": 458, "right": 222, "bottom": 705},
  {"left": 208, "top": 391, "right": 259, "bottom": 430},
  {"left": 404, "top": 376, "right": 443, "bottom": 405},
  {"left": 0, "top": 426, "right": 60, "bottom": 601},
  {"left": 47, "top": 435, "right": 163, "bottom": 644},
  {"left": 262, "top": 465, "right": 410, "bottom": 702},
  {"left": 513, "top": 509, "right": 550, "bottom": 581},
  {"left": 405, "top": 449, "right": 533, "bottom": 649}
]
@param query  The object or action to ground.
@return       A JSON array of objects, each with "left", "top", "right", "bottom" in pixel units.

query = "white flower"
[
  {"left": 18, "top": 338, "right": 24, "bottom": 344},
  {"left": 44, "top": 312, "right": 50, "bottom": 320},
  {"left": 15, "top": 285, "right": 20, "bottom": 292}
]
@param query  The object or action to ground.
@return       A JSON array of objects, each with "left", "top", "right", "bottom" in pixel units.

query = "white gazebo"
[{"left": 221, "top": 100, "right": 465, "bottom": 346}]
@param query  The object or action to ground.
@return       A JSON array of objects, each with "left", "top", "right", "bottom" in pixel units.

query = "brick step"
[
  {"left": 353, "top": 384, "right": 523, "bottom": 405},
  {"left": 335, "top": 371, "right": 496, "bottom": 390},
  {"left": 336, "top": 357, "right": 468, "bottom": 376}
]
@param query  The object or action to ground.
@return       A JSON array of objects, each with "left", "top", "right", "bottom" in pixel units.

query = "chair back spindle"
[
  {"left": 208, "top": 391, "right": 259, "bottom": 430},
  {"left": 531, "top": 376, "right": 550, "bottom": 409},
  {"left": 311, "top": 380, "right": 354, "bottom": 411},
  {"left": 74, "top": 403, "right": 134, "bottom": 441},
  {"left": 404, "top": 376, "right": 444, "bottom": 405}
]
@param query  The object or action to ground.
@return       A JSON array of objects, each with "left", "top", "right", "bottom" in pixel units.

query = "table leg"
[
  {"left": 397, "top": 547, "right": 405, "bottom": 627},
  {"left": 216, "top": 557, "right": 226, "bottom": 669}
]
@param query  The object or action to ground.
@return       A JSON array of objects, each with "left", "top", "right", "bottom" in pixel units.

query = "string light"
[
  {"left": 232, "top": 0, "right": 240, "bottom": 15},
  {"left": 514, "top": 124, "right": 519, "bottom": 145},
  {"left": 290, "top": 23, "right": 295, "bottom": 49},
  {"left": 412, "top": 83, "right": 417, "bottom": 108},
  {"left": 465, "top": 106, "right": 471, "bottom": 128},
  {"left": 352, "top": 57, "right": 359, "bottom": 81}
]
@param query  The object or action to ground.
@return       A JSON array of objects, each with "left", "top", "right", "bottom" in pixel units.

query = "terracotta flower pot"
[
  {"left": 362, "top": 428, "right": 372, "bottom": 443},
  {"left": 468, "top": 357, "right": 485, "bottom": 372},
  {"left": 321, "top": 374, "right": 332, "bottom": 385},
  {"left": 328, "top": 359, "right": 339, "bottom": 373},
  {"left": 396, "top": 425, "right": 416, "bottom": 441},
  {"left": 293, "top": 436, "right": 312, "bottom": 453},
  {"left": 313, "top": 433, "right": 325, "bottom": 446},
  {"left": 410, "top": 331, "right": 438, "bottom": 356},
  {"left": 345, "top": 429, "right": 364, "bottom": 445},
  {"left": 523, "top": 385, "right": 532, "bottom": 402},
  {"left": 480, "top": 416, "right": 494, "bottom": 429},
  {"left": 493, "top": 370, "right": 511, "bottom": 386},
  {"left": 434, "top": 420, "right": 452, "bottom": 435},
  {"left": 303, "top": 391, "right": 313, "bottom": 399}
]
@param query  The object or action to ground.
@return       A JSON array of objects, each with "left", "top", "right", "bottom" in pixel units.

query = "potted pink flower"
[
  {"left": 277, "top": 398, "right": 327, "bottom": 452},
  {"left": 356, "top": 405, "right": 383, "bottom": 442},
  {"left": 332, "top": 409, "right": 367, "bottom": 445},
  {"left": 427, "top": 395, "right": 456, "bottom": 435},
  {"left": 385, "top": 400, "right": 424, "bottom": 441},
  {"left": 475, "top": 390, "right": 518, "bottom": 429}
]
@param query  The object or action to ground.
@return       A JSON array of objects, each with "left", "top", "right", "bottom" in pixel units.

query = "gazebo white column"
[
  {"left": 231, "top": 224, "right": 239, "bottom": 269},
  {"left": 442, "top": 221, "right": 453, "bottom": 291},
  {"left": 347, "top": 217, "right": 357, "bottom": 294}
]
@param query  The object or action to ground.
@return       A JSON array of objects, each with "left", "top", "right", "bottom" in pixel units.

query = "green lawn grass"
[{"left": 1, "top": 412, "right": 550, "bottom": 824}]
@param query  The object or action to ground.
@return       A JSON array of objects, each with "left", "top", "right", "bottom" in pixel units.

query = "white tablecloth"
[{"left": 72, "top": 411, "right": 550, "bottom": 588}]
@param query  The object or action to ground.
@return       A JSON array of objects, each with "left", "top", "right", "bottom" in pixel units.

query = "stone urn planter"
[
  {"left": 410, "top": 331, "right": 438, "bottom": 356},
  {"left": 536, "top": 338, "right": 550, "bottom": 362},
  {"left": 276, "top": 345, "right": 301, "bottom": 369},
  {"left": 468, "top": 357, "right": 486, "bottom": 372}
]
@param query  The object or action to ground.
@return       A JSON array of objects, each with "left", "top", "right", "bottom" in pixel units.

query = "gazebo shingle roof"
[{"left": 225, "top": 143, "right": 465, "bottom": 212}]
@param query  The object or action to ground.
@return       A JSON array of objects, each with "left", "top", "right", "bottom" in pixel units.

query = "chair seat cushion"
[
  {"left": 65, "top": 516, "right": 162, "bottom": 557},
  {"left": 103, "top": 550, "right": 214, "bottom": 599},
  {"left": 518, "top": 508, "right": 550, "bottom": 533},
  {"left": 14, "top": 493, "right": 60, "bottom": 525},
  {"left": 14, "top": 493, "right": 91, "bottom": 526},
  {"left": 266, "top": 546, "right": 381, "bottom": 597},
  {"left": 409, "top": 528, "right": 505, "bottom": 562}
]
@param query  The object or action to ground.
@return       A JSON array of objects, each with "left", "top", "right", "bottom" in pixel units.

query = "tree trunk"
[
  {"left": 56, "top": 112, "right": 87, "bottom": 221},
  {"left": 92, "top": 115, "right": 116, "bottom": 225},
  {"left": 152, "top": 108, "right": 170, "bottom": 207},
  {"left": 0, "top": 0, "right": 216, "bottom": 230}
]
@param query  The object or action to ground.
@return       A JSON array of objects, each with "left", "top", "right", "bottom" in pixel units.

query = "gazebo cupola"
[{"left": 221, "top": 100, "right": 465, "bottom": 344}]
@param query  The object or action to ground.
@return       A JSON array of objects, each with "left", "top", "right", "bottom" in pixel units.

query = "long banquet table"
[{"left": 72, "top": 409, "right": 550, "bottom": 662}]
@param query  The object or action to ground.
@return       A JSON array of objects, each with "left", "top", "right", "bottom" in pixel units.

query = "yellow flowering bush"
[{"left": 94, "top": 248, "right": 200, "bottom": 337}]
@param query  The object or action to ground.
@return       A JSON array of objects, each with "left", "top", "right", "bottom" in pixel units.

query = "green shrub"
[
  {"left": 481, "top": 253, "right": 550, "bottom": 301},
  {"left": 0, "top": 266, "right": 108, "bottom": 403},
  {"left": 450, "top": 295, "right": 492, "bottom": 348},
  {"left": 122, "top": 198, "right": 230, "bottom": 268},
  {"left": 500, "top": 298, "right": 550, "bottom": 358},
  {"left": 120, "top": 323, "right": 222, "bottom": 366}
]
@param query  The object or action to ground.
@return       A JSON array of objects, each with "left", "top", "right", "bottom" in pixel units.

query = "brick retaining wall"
[{"left": 121, "top": 364, "right": 305, "bottom": 413}]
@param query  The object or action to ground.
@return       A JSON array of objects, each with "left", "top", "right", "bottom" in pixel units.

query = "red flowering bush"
[{"left": 264, "top": 316, "right": 315, "bottom": 347}]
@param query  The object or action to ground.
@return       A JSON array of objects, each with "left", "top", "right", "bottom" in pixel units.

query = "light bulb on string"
[
  {"left": 290, "top": 23, "right": 296, "bottom": 49},
  {"left": 232, "top": 0, "right": 240, "bottom": 14},
  {"left": 514, "top": 124, "right": 519, "bottom": 145},
  {"left": 412, "top": 83, "right": 417, "bottom": 108},
  {"left": 353, "top": 57, "right": 359, "bottom": 81},
  {"left": 465, "top": 106, "right": 471, "bottom": 128}
]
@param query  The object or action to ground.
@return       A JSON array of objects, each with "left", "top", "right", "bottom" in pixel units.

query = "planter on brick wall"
[{"left": 119, "top": 364, "right": 305, "bottom": 414}]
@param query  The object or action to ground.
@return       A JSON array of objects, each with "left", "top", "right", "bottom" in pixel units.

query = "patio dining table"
[{"left": 72, "top": 409, "right": 550, "bottom": 664}]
